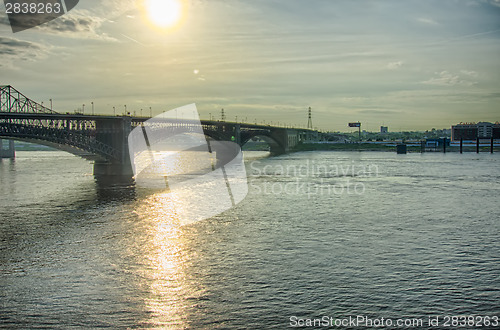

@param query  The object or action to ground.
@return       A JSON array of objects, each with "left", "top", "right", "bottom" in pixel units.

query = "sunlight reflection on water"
[{"left": 136, "top": 192, "right": 188, "bottom": 327}]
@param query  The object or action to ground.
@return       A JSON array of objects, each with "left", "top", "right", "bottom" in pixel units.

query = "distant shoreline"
[
  {"left": 292, "top": 143, "right": 500, "bottom": 153},
  {"left": 7, "top": 141, "right": 500, "bottom": 153}
]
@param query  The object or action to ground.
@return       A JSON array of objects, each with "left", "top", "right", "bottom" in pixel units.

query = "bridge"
[{"left": 0, "top": 85, "right": 318, "bottom": 176}]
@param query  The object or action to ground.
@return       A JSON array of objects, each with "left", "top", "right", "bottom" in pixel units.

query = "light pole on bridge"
[
  {"left": 50, "top": 99, "right": 52, "bottom": 110},
  {"left": 113, "top": 106, "right": 116, "bottom": 116},
  {"left": 91, "top": 101, "right": 94, "bottom": 115},
  {"left": 82, "top": 104, "right": 85, "bottom": 114}
]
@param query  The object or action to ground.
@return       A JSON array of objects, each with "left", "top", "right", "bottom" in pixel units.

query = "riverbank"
[
  {"left": 293, "top": 143, "right": 403, "bottom": 152},
  {"left": 6, "top": 141, "right": 500, "bottom": 153},
  {"left": 293, "top": 143, "right": 500, "bottom": 153}
]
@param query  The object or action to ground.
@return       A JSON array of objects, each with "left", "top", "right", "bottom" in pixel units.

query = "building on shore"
[
  {"left": 451, "top": 122, "right": 500, "bottom": 141},
  {"left": 380, "top": 126, "right": 388, "bottom": 134}
]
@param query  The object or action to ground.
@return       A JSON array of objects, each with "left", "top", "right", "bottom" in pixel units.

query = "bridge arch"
[{"left": 240, "top": 131, "right": 287, "bottom": 155}]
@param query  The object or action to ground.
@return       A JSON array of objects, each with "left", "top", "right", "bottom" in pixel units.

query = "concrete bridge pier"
[
  {"left": 214, "top": 140, "right": 241, "bottom": 167},
  {"left": 0, "top": 139, "right": 15, "bottom": 159},
  {"left": 234, "top": 124, "right": 241, "bottom": 145},
  {"left": 94, "top": 162, "right": 133, "bottom": 176},
  {"left": 269, "top": 129, "right": 289, "bottom": 155},
  {"left": 93, "top": 117, "right": 133, "bottom": 176},
  {"left": 287, "top": 131, "right": 300, "bottom": 149}
]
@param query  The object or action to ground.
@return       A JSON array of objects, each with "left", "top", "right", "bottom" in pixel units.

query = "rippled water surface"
[{"left": 1, "top": 151, "right": 499, "bottom": 328}]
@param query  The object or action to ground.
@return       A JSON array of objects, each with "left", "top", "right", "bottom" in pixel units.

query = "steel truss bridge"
[{"left": 0, "top": 85, "right": 317, "bottom": 175}]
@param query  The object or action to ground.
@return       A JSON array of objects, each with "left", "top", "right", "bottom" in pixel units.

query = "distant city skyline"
[{"left": 1, "top": 0, "right": 499, "bottom": 131}]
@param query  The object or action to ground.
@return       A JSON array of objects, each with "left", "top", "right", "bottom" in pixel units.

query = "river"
[{"left": 1, "top": 150, "right": 499, "bottom": 328}]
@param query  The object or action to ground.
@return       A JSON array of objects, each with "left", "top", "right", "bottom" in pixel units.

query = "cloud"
[
  {"left": 417, "top": 17, "right": 438, "bottom": 25},
  {"left": 422, "top": 71, "right": 477, "bottom": 86},
  {"left": 0, "top": 5, "right": 117, "bottom": 41},
  {"left": 0, "top": 36, "right": 49, "bottom": 67},
  {"left": 0, "top": 13, "right": 10, "bottom": 27},
  {"left": 120, "top": 33, "right": 145, "bottom": 45},
  {"left": 460, "top": 70, "right": 479, "bottom": 78},
  {"left": 386, "top": 61, "right": 403, "bottom": 70},
  {"left": 35, "top": 10, "right": 116, "bottom": 41},
  {"left": 485, "top": 0, "right": 500, "bottom": 7},
  {"left": 356, "top": 109, "right": 404, "bottom": 115}
]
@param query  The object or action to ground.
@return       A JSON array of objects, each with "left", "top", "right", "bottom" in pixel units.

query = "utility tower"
[
  {"left": 221, "top": 108, "right": 226, "bottom": 121},
  {"left": 307, "top": 107, "right": 313, "bottom": 129}
]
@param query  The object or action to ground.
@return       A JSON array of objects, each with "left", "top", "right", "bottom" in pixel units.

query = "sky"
[{"left": 1, "top": 0, "right": 499, "bottom": 131}]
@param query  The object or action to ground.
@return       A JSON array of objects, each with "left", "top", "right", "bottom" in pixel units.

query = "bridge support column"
[
  {"left": 93, "top": 117, "right": 133, "bottom": 176},
  {"left": 0, "top": 139, "right": 15, "bottom": 159},
  {"left": 234, "top": 124, "right": 241, "bottom": 145},
  {"left": 269, "top": 129, "right": 289, "bottom": 155},
  {"left": 94, "top": 162, "right": 133, "bottom": 176},
  {"left": 287, "top": 131, "right": 299, "bottom": 150}
]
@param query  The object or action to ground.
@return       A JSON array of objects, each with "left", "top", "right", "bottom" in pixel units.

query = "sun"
[{"left": 145, "top": 0, "right": 183, "bottom": 29}]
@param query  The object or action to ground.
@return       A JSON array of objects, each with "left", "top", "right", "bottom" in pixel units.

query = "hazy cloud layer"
[
  {"left": 0, "top": 36, "right": 49, "bottom": 67},
  {"left": 1, "top": 0, "right": 499, "bottom": 130},
  {"left": 422, "top": 71, "right": 478, "bottom": 87},
  {"left": 31, "top": 10, "right": 115, "bottom": 40}
]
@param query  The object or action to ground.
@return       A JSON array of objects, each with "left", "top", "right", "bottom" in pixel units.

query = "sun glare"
[{"left": 145, "top": 0, "right": 183, "bottom": 29}]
